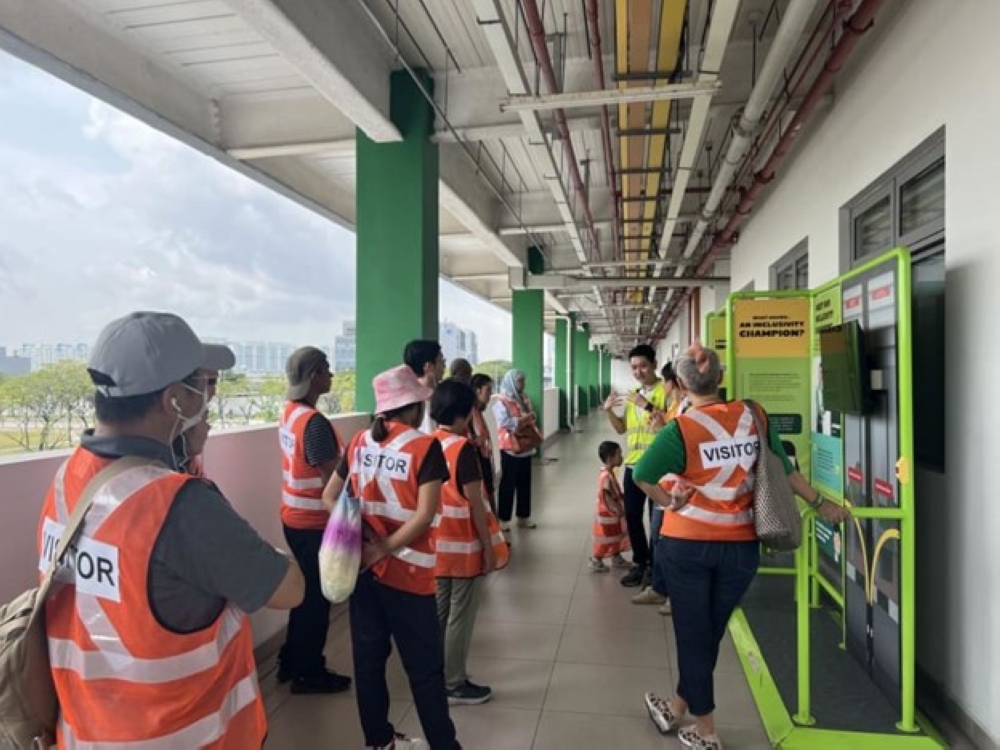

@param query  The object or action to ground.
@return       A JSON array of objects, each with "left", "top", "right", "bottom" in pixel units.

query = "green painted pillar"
[
  {"left": 574, "top": 324, "right": 590, "bottom": 414},
  {"left": 589, "top": 347, "right": 599, "bottom": 410},
  {"left": 513, "top": 247, "right": 545, "bottom": 435},
  {"left": 555, "top": 315, "right": 572, "bottom": 429},
  {"left": 355, "top": 70, "right": 438, "bottom": 413},
  {"left": 602, "top": 350, "right": 612, "bottom": 400}
]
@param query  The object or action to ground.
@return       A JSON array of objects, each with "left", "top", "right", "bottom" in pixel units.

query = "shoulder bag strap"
[
  {"left": 742, "top": 400, "right": 769, "bottom": 453},
  {"left": 37, "top": 455, "right": 159, "bottom": 602}
]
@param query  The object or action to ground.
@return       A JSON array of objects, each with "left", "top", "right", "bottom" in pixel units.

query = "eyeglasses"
[{"left": 184, "top": 375, "right": 218, "bottom": 388}]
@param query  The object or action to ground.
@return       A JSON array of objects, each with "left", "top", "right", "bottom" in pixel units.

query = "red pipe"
[
  {"left": 586, "top": 0, "right": 621, "bottom": 262},
  {"left": 522, "top": 0, "right": 602, "bottom": 260},
  {"left": 653, "top": 0, "right": 884, "bottom": 338}
]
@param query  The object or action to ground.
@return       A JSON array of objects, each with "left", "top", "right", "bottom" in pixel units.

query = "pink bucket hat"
[{"left": 373, "top": 364, "right": 433, "bottom": 414}]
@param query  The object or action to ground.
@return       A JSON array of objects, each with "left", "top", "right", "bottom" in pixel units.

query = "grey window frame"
[
  {"left": 839, "top": 128, "right": 945, "bottom": 271},
  {"left": 769, "top": 238, "right": 809, "bottom": 290}
]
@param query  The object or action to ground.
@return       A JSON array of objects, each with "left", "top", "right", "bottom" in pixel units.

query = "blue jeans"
[{"left": 660, "top": 538, "right": 759, "bottom": 716}]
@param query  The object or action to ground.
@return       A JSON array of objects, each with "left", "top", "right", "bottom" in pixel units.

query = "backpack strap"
[{"left": 36, "top": 455, "right": 159, "bottom": 604}]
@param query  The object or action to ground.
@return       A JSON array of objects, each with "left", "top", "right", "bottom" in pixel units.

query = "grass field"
[{"left": 0, "top": 428, "right": 74, "bottom": 456}]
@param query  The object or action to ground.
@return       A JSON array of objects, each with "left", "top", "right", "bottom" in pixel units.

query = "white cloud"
[{"left": 0, "top": 50, "right": 515, "bottom": 361}]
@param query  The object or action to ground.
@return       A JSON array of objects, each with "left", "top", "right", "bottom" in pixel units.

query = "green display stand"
[{"left": 719, "top": 249, "right": 943, "bottom": 749}]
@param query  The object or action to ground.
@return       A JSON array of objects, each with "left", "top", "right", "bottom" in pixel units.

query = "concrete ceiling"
[{"left": 0, "top": 0, "right": 829, "bottom": 348}]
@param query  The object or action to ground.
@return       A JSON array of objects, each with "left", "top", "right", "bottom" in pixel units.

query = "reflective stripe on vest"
[
  {"left": 279, "top": 402, "right": 330, "bottom": 530},
  {"left": 58, "top": 672, "right": 259, "bottom": 749},
  {"left": 351, "top": 425, "right": 438, "bottom": 593},
  {"left": 624, "top": 381, "right": 667, "bottom": 464},
  {"left": 41, "top": 449, "right": 264, "bottom": 747},
  {"left": 593, "top": 468, "right": 629, "bottom": 557},
  {"left": 664, "top": 403, "right": 759, "bottom": 539},
  {"left": 433, "top": 430, "right": 509, "bottom": 577}
]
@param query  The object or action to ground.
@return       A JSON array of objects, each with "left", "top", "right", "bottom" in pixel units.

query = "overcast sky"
[{"left": 0, "top": 50, "right": 520, "bottom": 361}]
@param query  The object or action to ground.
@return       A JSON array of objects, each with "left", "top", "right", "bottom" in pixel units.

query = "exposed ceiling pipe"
[
  {"left": 653, "top": 0, "right": 741, "bottom": 276},
  {"left": 521, "top": 0, "right": 601, "bottom": 261},
  {"left": 651, "top": 0, "right": 823, "bottom": 332},
  {"left": 585, "top": 0, "right": 621, "bottom": 343},
  {"left": 675, "top": 0, "right": 820, "bottom": 276},
  {"left": 654, "top": 0, "right": 885, "bottom": 338},
  {"left": 586, "top": 0, "right": 621, "bottom": 262}
]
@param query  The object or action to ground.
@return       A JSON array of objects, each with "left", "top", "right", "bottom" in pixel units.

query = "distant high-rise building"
[
  {"left": 439, "top": 321, "right": 479, "bottom": 365},
  {"left": 0, "top": 347, "right": 30, "bottom": 376},
  {"left": 11, "top": 342, "right": 90, "bottom": 372},
  {"left": 334, "top": 321, "right": 356, "bottom": 372},
  {"left": 331, "top": 320, "right": 479, "bottom": 373}
]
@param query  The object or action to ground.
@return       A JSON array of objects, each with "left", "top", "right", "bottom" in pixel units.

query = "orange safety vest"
[
  {"left": 433, "top": 430, "right": 509, "bottom": 578},
  {"left": 496, "top": 395, "right": 533, "bottom": 453},
  {"left": 593, "top": 468, "right": 630, "bottom": 558},
  {"left": 469, "top": 407, "right": 492, "bottom": 460},
  {"left": 348, "top": 423, "right": 439, "bottom": 595},
  {"left": 38, "top": 448, "right": 265, "bottom": 749},
  {"left": 659, "top": 402, "right": 759, "bottom": 542},
  {"left": 279, "top": 401, "right": 334, "bottom": 530}
]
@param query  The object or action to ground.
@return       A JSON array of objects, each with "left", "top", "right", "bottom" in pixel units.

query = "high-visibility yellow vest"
[{"left": 624, "top": 380, "right": 668, "bottom": 465}]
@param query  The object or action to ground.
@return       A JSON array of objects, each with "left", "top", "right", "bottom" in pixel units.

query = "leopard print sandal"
[{"left": 677, "top": 725, "right": 724, "bottom": 750}]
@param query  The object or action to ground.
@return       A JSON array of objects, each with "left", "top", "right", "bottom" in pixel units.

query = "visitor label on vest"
[
  {"left": 359, "top": 447, "right": 412, "bottom": 480},
  {"left": 39, "top": 518, "right": 121, "bottom": 602},
  {"left": 279, "top": 427, "right": 296, "bottom": 454},
  {"left": 700, "top": 436, "right": 760, "bottom": 470}
]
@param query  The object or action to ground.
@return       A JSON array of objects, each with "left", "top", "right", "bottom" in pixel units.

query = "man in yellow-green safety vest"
[{"left": 603, "top": 344, "right": 668, "bottom": 589}]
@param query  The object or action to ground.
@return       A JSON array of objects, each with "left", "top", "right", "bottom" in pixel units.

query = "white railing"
[{"left": 0, "top": 413, "right": 371, "bottom": 648}]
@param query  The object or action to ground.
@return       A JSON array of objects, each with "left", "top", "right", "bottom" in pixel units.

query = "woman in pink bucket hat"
[{"left": 323, "top": 364, "right": 461, "bottom": 750}]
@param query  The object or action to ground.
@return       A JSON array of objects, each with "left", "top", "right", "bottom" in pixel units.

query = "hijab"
[{"left": 499, "top": 369, "right": 527, "bottom": 410}]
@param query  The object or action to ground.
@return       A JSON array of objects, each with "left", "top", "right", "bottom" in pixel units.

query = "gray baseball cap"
[
  {"left": 286, "top": 346, "right": 329, "bottom": 401},
  {"left": 88, "top": 312, "right": 235, "bottom": 398}
]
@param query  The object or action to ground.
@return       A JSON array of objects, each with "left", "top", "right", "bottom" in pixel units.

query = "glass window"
[
  {"left": 900, "top": 159, "right": 944, "bottom": 236},
  {"left": 774, "top": 247, "right": 808, "bottom": 291},
  {"left": 854, "top": 196, "right": 891, "bottom": 260}
]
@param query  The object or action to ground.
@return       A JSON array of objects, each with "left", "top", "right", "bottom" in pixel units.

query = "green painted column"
[
  {"left": 602, "top": 350, "right": 612, "bottom": 400},
  {"left": 574, "top": 324, "right": 590, "bottom": 414},
  {"left": 589, "top": 347, "right": 599, "bottom": 410},
  {"left": 555, "top": 316, "right": 572, "bottom": 429},
  {"left": 355, "top": 70, "right": 438, "bottom": 413},
  {"left": 514, "top": 247, "right": 545, "bottom": 435}
]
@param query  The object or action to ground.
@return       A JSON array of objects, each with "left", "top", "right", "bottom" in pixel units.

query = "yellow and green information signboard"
[{"left": 730, "top": 294, "right": 813, "bottom": 479}]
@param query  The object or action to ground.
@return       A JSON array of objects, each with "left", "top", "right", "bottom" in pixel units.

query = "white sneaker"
[
  {"left": 631, "top": 586, "right": 667, "bottom": 605},
  {"left": 588, "top": 557, "right": 609, "bottom": 573},
  {"left": 500, "top": 522, "right": 511, "bottom": 532},
  {"left": 368, "top": 734, "right": 429, "bottom": 750},
  {"left": 517, "top": 517, "right": 537, "bottom": 529},
  {"left": 610, "top": 554, "right": 631, "bottom": 569},
  {"left": 658, "top": 599, "right": 672, "bottom": 616}
]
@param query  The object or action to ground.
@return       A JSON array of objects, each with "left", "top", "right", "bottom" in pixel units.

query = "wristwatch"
[{"left": 806, "top": 493, "right": 824, "bottom": 509}]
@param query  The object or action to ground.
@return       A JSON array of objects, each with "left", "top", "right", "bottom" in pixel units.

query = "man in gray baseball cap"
[
  {"left": 276, "top": 345, "right": 352, "bottom": 694},
  {"left": 36, "top": 311, "right": 305, "bottom": 745}
]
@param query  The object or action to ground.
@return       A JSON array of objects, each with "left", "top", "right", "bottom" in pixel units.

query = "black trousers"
[
  {"left": 623, "top": 467, "right": 652, "bottom": 569},
  {"left": 350, "top": 571, "right": 458, "bottom": 750},
  {"left": 498, "top": 452, "right": 532, "bottom": 522},
  {"left": 279, "top": 525, "right": 331, "bottom": 677}
]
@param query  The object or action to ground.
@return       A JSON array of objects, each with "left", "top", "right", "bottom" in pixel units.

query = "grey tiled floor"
[{"left": 264, "top": 417, "right": 771, "bottom": 749}]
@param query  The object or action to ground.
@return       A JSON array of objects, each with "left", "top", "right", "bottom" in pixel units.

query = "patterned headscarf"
[{"left": 499, "top": 369, "right": 527, "bottom": 410}]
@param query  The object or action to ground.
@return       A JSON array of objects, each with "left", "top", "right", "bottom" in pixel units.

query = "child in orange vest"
[{"left": 590, "top": 441, "right": 631, "bottom": 573}]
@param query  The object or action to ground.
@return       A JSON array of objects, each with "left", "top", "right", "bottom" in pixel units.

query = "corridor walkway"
[{"left": 261, "top": 417, "right": 770, "bottom": 749}]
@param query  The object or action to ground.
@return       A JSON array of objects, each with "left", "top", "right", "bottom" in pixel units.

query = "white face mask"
[{"left": 175, "top": 383, "right": 209, "bottom": 435}]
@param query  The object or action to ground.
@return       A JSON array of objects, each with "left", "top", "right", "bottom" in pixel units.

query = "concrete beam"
[
  {"left": 519, "top": 274, "right": 731, "bottom": 291},
  {"left": 501, "top": 82, "right": 721, "bottom": 113},
  {"left": 226, "top": 0, "right": 400, "bottom": 142}
]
